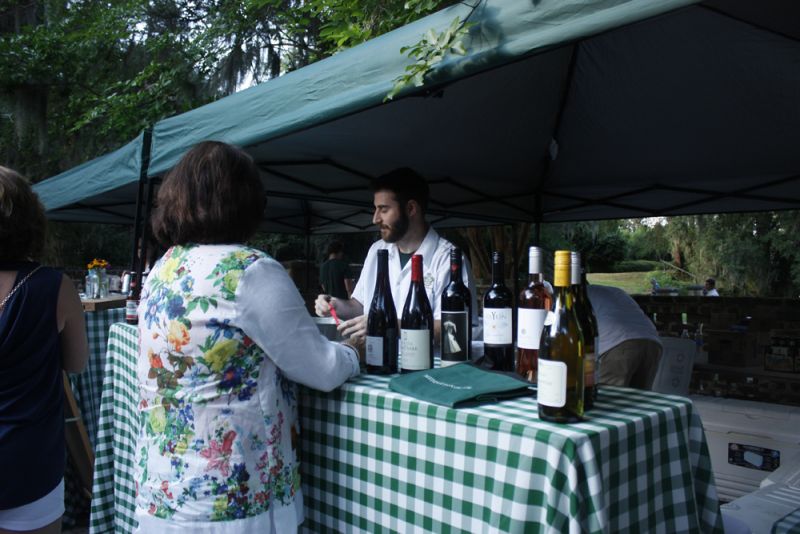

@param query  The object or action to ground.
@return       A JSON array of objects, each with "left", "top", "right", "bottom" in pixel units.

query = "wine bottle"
[
  {"left": 571, "top": 251, "right": 598, "bottom": 410},
  {"left": 400, "top": 254, "right": 434, "bottom": 373},
  {"left": 366, "top": 249, "right": 399, "bottom": 374},
  {"left": 125, "top": 272, "right": 140, "bottom": 325},
  {"left": 538, "top": 250, "right": 584, "bottom": 423},
  {"left": 441, "top": 247, "right": 471, "bottom": 366},
  {"left": 516, "top": 246, "right": 553, "bottom": 383},
  {"left": 482, "top": 251, "right": 514, "bottom": 371}
]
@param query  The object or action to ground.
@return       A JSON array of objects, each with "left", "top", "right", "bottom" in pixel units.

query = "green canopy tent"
[{"left": 34, "top": 0, "right": 800, "bottom": 235}]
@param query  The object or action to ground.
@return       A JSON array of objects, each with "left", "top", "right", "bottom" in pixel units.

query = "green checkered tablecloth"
[
  {"left": 63, "top": 307, "right": 126, "bottom": 527},
  {"left": 72, "top": 308, "right": 127, "bottom": 446},
  {"left": 89, "top": 322, "right": 139, "bottom": 534},
  {"left": 90, "top": 324, "right": 724, "bottom": 533},
  {"left": 300, "top": 377, "right": 723, "bottom": 533}
]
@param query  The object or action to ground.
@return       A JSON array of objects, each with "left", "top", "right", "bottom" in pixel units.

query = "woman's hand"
[
  {"left": 338, "top": 314, "right": 367, "bottom": 341},
  {"left": 314, "top": 294, "right": 334, "bottom": 317}
]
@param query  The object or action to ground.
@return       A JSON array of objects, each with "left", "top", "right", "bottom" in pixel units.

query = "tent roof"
[
  {"left": 34, "top": 0, "right": 800, "bottom": 231},
  {"left": 33, "top": 132, "right": 144, "bottom": 223}
]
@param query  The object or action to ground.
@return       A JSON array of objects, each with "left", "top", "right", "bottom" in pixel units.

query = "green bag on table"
[{"left": 388, "top": 362, "right": 534, "bottom": 408}]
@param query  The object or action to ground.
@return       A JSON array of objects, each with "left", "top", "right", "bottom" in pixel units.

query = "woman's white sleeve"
[{"left": 236, "top": 257, "right": 359, "bottom": 391}]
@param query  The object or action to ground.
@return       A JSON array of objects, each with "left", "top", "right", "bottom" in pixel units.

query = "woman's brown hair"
[
  {"left": 151, "top": 141, "right": 265, "bottom": 246},
  {"left": 0, "top": 166, "right": 46, "bottom": 262}
]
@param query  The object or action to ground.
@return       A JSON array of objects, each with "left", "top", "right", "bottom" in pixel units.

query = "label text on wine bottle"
[
  {"left": 538, "top": 359, "right": 567, "bottom": 407},
  {"left": 365, "top": 336, "right": 384, "bottom": 366},
  {"left": 517, "top": 308, "right": 548, "bottom": 350},
  {"left": 401, "top": 329, "right": 431, "bottom": 370},
  {"left": 125, "top": 300, "right": 138, "bottom": 323},
  {"left": 483, "top": 308, "right": 512, "bottom": 344},
  {"left": 441, "top": 310, "right": 468, "bottom": 363}
]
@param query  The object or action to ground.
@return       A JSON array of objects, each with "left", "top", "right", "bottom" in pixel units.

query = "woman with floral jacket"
[{"left": 134, "top": 141, "right": 360, "bottom": 533}]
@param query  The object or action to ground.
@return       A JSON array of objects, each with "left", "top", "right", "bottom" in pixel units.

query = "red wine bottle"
[
  {"left": 482, "top": 251, "right": 514, "bottom": 371},
  {"left": 125, "top": 272, "right": 140, "bottom": 325},
  {"left": 516, "top": 246, "right": 552, "bottom": 383},
  {"left": 441, "top": 247, "right": 471, "bottom": 366},
  {"left": 400, "top": 254, "right": 434, "bottom": 373},
  {"left": 366, "top": 249, "right": 399, "bottom": 374}
]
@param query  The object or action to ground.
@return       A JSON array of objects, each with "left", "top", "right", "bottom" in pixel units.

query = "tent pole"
[
  {"left": 130, "top": 128, "right": 152, "bottom": 277},
  {"left": 303, "top": 200, "right": 311, "bottom": 294}
]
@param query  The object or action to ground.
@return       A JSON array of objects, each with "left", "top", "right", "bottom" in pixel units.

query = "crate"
[
  {"left": 764, "top": 331, "right": 800, "bottom": 373},
  {"left": 706, "top": 329, "right": 760, "bottom": 367}
]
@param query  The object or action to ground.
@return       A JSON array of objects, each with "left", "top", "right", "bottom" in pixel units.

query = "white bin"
[
  {"left": 721, "top": 453, "right": 800, "bottom": 534},
  {"left": 690, "top": 395, "right": 800, "bottom": 502}
]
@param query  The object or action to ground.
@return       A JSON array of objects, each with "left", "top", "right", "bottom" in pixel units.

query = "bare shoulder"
[{"left": 57, "top": 273, "right": 83, "bottom": 325}]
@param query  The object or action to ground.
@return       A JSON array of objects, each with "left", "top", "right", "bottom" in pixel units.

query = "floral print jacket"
[{"left": 134, "top": 244, "right": 358, "bottom": 531}]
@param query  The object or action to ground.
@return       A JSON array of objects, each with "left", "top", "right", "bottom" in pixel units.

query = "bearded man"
[{"left": 315, "top": 168, "right": 476, "bottom": 344}]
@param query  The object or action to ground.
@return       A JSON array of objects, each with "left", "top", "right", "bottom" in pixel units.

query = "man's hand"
[
  {"left": 338, "top": 314, "right": 367, "bottom": 341},
  {"left": 315, "top": 294, "right": 335, "bottom": 317}
]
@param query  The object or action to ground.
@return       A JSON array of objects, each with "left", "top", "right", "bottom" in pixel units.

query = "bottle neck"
[
  {"left": 491, "top": 259, "right": 504, "bottom": 285},
  {"left": 570, "top": 263, "right": 581, "bottom": 286},
  {"left": 377, "top": 254, "right": 390, "bottom": 286},
  {"left": 553, "top": 263, "right": 570, "bottom": 289},
  {"left": 450, "top": 259, "right": 463, "bottom": 284},
  {"left": 528, "top": 272, "right": 543, "bottom": 284},
  {"left": 410, "top": 255, "right": 423, "bottom": 283}
]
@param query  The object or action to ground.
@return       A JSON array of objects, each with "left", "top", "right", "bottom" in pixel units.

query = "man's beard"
[{"left": 380, "top": 211, "right": 409, "bottom": 243}]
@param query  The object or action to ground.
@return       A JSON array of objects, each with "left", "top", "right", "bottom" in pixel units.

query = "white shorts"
[{"left": 0, "top": 478, "right": 64, "bottom": 530}]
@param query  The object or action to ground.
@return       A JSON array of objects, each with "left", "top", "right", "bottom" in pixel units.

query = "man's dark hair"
[
  {"left": 151, "top": 141, "right": 265, "bottom": 246},
  {"left": 0, "top": 166, "right": 46, "bottom": 262},
  {"left": 706, "top": 278, "right": 716, "bottom": 287},
  {"left": 371, "top": 167, "right": 429, "bottom": 213},
  {"left": 326, "top": 240, "right": 344, "bottom": 256}
]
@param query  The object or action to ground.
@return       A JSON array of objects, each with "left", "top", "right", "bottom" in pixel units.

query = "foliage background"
[{"left": 2, "top": 0, "right": 798, "bottom": 296}]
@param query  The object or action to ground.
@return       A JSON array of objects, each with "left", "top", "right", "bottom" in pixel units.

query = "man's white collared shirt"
[{"left": 351, "top": 227, "right": 476, "bottom": 321}]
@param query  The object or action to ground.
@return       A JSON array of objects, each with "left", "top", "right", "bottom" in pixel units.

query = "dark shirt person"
[
  {"left": 0, "top": 166, "right": 88, "bottom": 533},
  {"left": 319, "top": 241, "right": 354, "bottom": 299}
]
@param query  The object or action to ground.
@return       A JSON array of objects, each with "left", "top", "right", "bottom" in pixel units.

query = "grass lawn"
[{"left": 587, "top": 272, "right": 652, "bottom": 295}]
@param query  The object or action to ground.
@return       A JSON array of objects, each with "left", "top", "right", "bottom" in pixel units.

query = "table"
[
  {"left": 91, "top": 323, "right": 724, "bottom": 533},
  {"left": 81, "top": 294, "right": 127, "bottom": 312}
]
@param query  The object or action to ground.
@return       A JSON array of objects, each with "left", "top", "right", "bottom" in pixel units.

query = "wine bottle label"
[
  {"left": 365, "top": 336, "right": 383, "bottom": 366},
  {"left": 538, "top": 359, "right": 567, "bottom": 408},
  {"left": 483, "top": 308, "right": 512, "bottom": 344},
  {"left": 517, "top": 308, "right": 548, "bottom": 350},
  {"left": 401, "top": 329, "right": 431, "bottom": 370},
  {"left": 441, "top": 310, "right": 469, "bottom": 362},
  {"left": 125, "top": 299, "right": 138, "bottom": 322}
]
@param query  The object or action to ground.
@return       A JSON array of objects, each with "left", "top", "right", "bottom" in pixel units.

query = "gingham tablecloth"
[
  {"left": 72, "top": 307, "right": 126, "bottom": 446},
  {"left": 90, "top": 323, "right": 724, "bottom": 533},
  {"left": 63, "top": 307, "right": 125, "bottom": 527},
  {"left": 89, "top": 322, "right": 139, "bottom": 534}
]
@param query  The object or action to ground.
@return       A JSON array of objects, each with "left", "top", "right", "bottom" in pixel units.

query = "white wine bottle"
[
  {"left": 538, "top": 250, "right": 584, "bottom": 423},
  {"left": 571, "top": 251, "right": 598, "bottom": 410}
]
